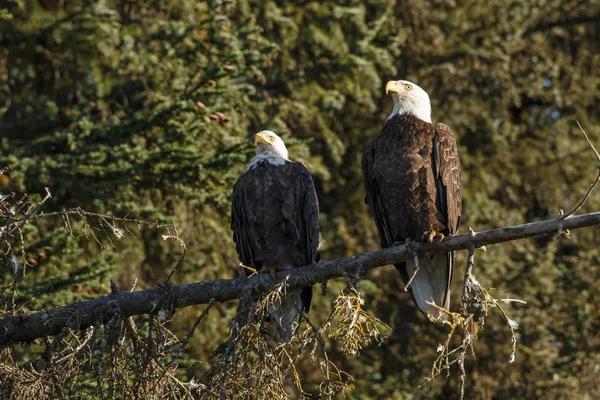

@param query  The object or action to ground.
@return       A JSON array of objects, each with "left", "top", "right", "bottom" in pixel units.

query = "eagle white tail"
[{"left": 404, "top": 253, "right": 451, "bottom": 321}]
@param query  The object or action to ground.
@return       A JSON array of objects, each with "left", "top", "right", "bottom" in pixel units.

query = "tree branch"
[{"left": 1, "top": 211, "right": 600, "bottom": 347}]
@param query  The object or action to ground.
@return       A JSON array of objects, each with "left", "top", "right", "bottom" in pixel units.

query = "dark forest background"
[{"left": 1, "top": 0, "right": 599, "bottom": 398}]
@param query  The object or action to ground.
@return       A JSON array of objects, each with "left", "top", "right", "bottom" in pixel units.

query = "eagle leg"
[{"left": 424, "top": 230, "right": 445, "bottom": 243}]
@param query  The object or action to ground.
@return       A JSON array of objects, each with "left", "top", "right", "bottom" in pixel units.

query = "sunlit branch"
[{"left": 1, "top": 210, "right": 599, "bottom": 347}]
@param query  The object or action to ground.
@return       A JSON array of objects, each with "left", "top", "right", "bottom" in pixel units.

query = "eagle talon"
[{"left": 425, "top": 230, "right": 445, "bottom": 243}]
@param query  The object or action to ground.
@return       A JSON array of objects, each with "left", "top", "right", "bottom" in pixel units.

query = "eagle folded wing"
[
  {"left": 292, "top": 162, "right": 320, "bottom": 312},
  {"left": 433, "top": 123, "right": 462, "bottom": 235},
  {"left": 362, "top": 140, "right": 394, "bottom": 248},
  {"left": 231, "top": 174, "right": 256, "bottom": 274}
]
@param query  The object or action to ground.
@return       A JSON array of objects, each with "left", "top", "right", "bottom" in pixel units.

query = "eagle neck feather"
[
  {"left": 387, "top": 103, "right": 432, "bottom": 124},
  {"left": 247, "top": 151, "right": 288, "bottom": 170}
]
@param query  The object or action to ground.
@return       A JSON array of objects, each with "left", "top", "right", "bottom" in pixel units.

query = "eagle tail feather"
[{"left": 400, "top": 253, "right": 451, "bottom": 321}]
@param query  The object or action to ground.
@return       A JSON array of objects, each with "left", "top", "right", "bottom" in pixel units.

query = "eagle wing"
[
  {"left": 433, "top": 123, "right": 462, "bottom": 235},
  {"left": 431, "top": 123, "right": 462, "bottom": 311},
  {"left": 361, "top": 139, "right": 394, "bottom": 248},
  {"left": 231, "top": 173, "right": 256, "bottom": 273},
  {"left": 291, "top": 162, "right": 320, "bottom": 312}
]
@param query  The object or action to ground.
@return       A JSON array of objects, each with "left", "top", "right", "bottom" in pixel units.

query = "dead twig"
[
  {"left": 1, "top": 188, "right": 52, "bottom": 240},
  {"left": 162, "top": 225, "right": 187, "bottom": 284},
  {"left": 460, "top": 232, "right": 476, "bottom": 315},
  {"left": 426, "top": 226, "right": 525, "bottom": 399},
  {"left": 558, "top": 122, "right": 600, "bottom": 220},
  {"left": 404, "top": 253, "right": 420, "bottom": 291},
  {"left": 180, "top": 299, "right": 215, "bottom": 349},
  {"left": 329, "top": 288, "right": 390, "bottom": 357}
]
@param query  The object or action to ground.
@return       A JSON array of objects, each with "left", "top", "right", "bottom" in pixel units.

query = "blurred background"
[{"left": 1, "top": 0, "right": 599, "bottom": 398}]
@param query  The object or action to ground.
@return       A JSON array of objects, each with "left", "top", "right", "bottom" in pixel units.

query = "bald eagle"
[
  {"left": 231, "top": 130, "right": 320, "bottom": 340},
  {"left": 362, "top": 80, "right": 462, "bottom": 320}
]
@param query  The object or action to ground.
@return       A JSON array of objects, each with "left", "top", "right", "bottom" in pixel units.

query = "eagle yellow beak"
[
  {"left": 254, "top": 132, "right": 269, "bottom": 145},
  {"left": 386, "top": 80, "right": 402, "bottom": 94}
]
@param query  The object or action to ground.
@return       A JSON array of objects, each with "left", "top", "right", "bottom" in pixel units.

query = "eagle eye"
[
  {"left": 268, "top": 136, "right": 276, "bottom": 142},
  {"left": 404, "top": 84, "right": 413, "bottom": 91}
]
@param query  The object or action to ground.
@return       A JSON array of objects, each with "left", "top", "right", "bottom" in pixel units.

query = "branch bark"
[{"left": 1, "top": 211, "right": 600, "bottom": 347}]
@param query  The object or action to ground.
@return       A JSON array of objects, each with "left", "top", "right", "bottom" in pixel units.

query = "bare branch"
[
  {"left": 404, "top": 254, "right": 420, "bottom": 291},
  {"left": 1, "top": 187, "right": 52, "bottom": 240},
  {"left": 559, "top": 122, "right": 600, "bottom": 220},
  {"left": 162, "top": 226, "right": 188, "bottom": 284},
  {"left": 460, "top": 243, "right": 476, "bottom": 315}
]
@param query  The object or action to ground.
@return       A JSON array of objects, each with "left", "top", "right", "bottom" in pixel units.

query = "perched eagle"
[
  {"left": 362, "top": 80, "right": 462, "bottom": 320},
  {"left": 231, "top": 130, "right": 320, "bottom": 340}
]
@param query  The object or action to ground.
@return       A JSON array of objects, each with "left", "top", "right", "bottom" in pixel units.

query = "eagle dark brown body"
[
  {"left": 362, "top": 113, "right": 462, "bottom": 318},
  {"left": 231, "top": 159, "right": 320, "bottom": 329}
]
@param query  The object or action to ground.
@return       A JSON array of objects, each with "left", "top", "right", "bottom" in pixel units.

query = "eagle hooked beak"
[
  {"left": 386, "top": 80, "right": 402, "bottom": 94},
  {"left": 254, "top": 132, "right": 269, "bottom": 145}
]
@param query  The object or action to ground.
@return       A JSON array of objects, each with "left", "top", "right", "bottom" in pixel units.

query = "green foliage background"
[{"left": 1, "top": 0, "right": 599, "bottom": 398}]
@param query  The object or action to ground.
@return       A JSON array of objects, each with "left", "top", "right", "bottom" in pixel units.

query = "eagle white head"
[
  {"left": 248, "top": 130, "right": 289, "bottom": 170},
  {"left": 385, "top": 80, "right": 432, "bottom": 123},
  {"left": 254, "top": 130, "right": 289, "bottom": 159}
]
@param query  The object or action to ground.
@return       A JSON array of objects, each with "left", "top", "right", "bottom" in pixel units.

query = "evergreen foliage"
[{"left": 1, "top": 0, "right": 598, "bottom": 398}]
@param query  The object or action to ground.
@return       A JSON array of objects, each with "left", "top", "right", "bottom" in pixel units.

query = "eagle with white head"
[
  {"left": 362, "top": 80, "right": 462, "bottom": 320},
  {"left": 231, "top": 130, "right": 320, "bottom": 340}
]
